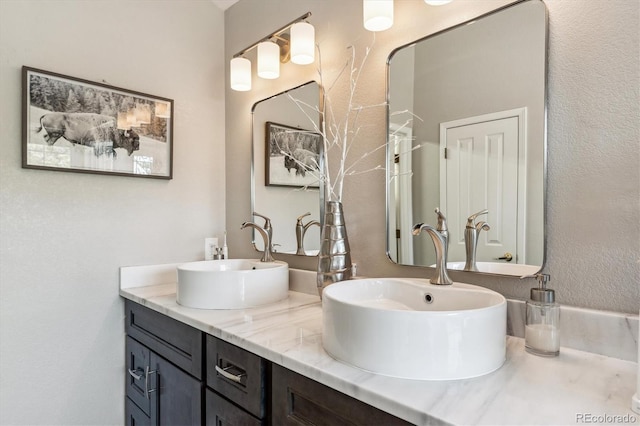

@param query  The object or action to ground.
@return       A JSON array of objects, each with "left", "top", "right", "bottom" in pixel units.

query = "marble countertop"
[{"left": 120, "top": 270, "right": 638, "bottom": 425}]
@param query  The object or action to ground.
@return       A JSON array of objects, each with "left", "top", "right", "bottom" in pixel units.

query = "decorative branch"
[{"left": 287, "top": 37, "right": 426, "bottom": 203}]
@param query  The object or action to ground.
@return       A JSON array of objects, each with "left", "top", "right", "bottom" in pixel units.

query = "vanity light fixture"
[
  {"left": 290, "top": 22, "right": 315, "bottom": 65},
  {"left": 424, "top": 0, "right": 453, "bottom": 5},
  {"left": 230, "top": 57, "right": 252, "bottom": 91},
  {"left": 230, "top": 12, "right": 313, "bottom": 91},
  {"left": 362, "top": 0, "right": 454, "bottom": 32},
  {"left": 363, "top": 0, "right": 393, "bottom": 32},
  {"left": 257, "top": 41, "right": 280, "bottom": 79}
]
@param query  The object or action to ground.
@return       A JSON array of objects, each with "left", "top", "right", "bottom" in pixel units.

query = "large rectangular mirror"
[
  {"left": 387, "top": 0, "right": 547, "bottom": 276},
  {"left": 252, "top": 81, "right": 322, "bottom": 256}
]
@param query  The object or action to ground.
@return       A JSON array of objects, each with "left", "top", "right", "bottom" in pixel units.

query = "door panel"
[
  {"left": 444, "top": 116, "right": 519, "bottom": 262},
  {"left": 153, "top": 353, "right": 202, "bottom": 425},
  {"left": 125, "top": 397, "right": 151, "bottom": 426},
  {"left": 126, "top": 337, "right": 152, "bottom": 417}
]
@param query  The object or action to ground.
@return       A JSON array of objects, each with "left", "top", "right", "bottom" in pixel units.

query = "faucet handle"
[
  {"left": 296, "top": 212, "right": 311, "bottom": 223},
  {"left": 252, "top": 212, "right": 272, "bottom": 229},
  {"left": 466, "top": 209, "right": 488, "bottom": 228},
  {"left": 434, "top": 208, "right": 448, "bottom": 232}
]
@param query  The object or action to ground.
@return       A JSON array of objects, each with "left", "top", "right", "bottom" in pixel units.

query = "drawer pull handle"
[
  {"left": 128, "top": 368, "right": 144, "bottom": 381},
  {"left": 215, "top": 365, "right": 245, "bottom": 383},
  {"left": 145, "top": 366, "right": 157, "bottom": 400},
  {"left": 128, "top": 366, "right": 156, "bottom": 399}
]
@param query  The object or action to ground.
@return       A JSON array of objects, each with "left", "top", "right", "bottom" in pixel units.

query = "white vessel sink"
[
  {"left": 322, "top": 278, "right": 506, "bottom": 380},
  {"left": 176, "top": 259, "right": 288, "bottom": 309},
  {"left": 446, "top": 261, "right": 540, "bottom": 276}
]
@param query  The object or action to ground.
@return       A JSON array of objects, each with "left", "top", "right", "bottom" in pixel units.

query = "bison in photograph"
[
  {"left": 36, "top": 112, "right": 140, "bottom": 157},
  {"left": 288, "top": 147, "right": 319, "bottom": 177}
]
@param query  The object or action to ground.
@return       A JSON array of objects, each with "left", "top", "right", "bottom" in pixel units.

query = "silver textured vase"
[{"left": 317, "top": 201, "right": 352, "bottom": 298}]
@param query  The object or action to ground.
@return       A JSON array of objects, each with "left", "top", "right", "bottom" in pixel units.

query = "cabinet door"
[
  {"left": 206, "top": 389, "right": 263, "bottom": 426},
  {"left": 152, "top": 352, "right": 203, "bottom": 425},
  {"left": 272, "top": 364, "right": 411, "bottom": 426},
  {"left": 126, "top": 337, "right": 152, "bottom": 417},
  {"left": 125, "top": 397, "right": 151, "bottom": 426}
]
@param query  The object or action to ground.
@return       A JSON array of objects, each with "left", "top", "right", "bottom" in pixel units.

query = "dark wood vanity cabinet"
[
  {"left": 271, "top": 363, "right": 411, "bottom": 426},
  {"left": 124, "top": 301, "right": 266, "bottom": 426},
  {"left": 124, "top": 300, "right": 410, "bottom": 426},
  {"left": 125, "top": 300, "right": 204, "bottom": 425}
]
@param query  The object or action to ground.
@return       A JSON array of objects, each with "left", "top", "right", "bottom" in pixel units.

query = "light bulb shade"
[
  {"left": 155, "top": 102, "right": 170, "bottom": 118},
  {"left": 117, "top": 112, "right": 129, "bottom": 130},
  {"left": 363, "top": 0, "right": 393, "bottom": 32},
  {"left": 424, "top": 0, "right": 452, "bottom": 5},
  {"left": 134, "top": 104, "right": 151, "bottom": 124},
  {"left": 257, "top": 41, "right": 280, "bottom": 79},
  {"left": 126, "top": 111, "right": 138, "bottom": 127},
  {"left": 230, "top": 57, "right": 251, "bottom": 91},
  {"left": 290, "top": 22, "right": 315, "bottom": 65}
]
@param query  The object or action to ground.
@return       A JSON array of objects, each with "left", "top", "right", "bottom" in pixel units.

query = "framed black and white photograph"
[
  {"left": 22, "top": 66, "right": 173, "bottom": 179},
  {"left": 265, "top": 121, "right": 321, "bottom": 188}
]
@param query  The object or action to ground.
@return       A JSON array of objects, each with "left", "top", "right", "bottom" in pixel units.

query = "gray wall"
[
  {"left": 225, "top": 0, "right": 639, "bottom": 314},
  {"left": 0, "top": 1, "right": 225, "bottom": 423}
]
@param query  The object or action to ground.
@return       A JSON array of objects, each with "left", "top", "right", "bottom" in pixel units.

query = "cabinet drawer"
[
  {"left": 272, "top": 364, "right": 411, "bottom": 426},
  {"left": 125, "top": 300, "right": 203, "bottom": 379},
  {"left": 206, "top": 335, "right": 267, "bottom": 419},
  {"left": 206, "top": 389, "right": 264, "bottom": 426}
]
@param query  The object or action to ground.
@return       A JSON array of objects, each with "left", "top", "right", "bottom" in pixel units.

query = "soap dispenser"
[{"left": 524, "top": 273, "right": 560, "bottom": 357}]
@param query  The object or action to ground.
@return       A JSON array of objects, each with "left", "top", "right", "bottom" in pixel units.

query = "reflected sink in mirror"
[
  {"left": 322, "top": 278, "right": 506, "bottom": 380},
  {"left": 176, "top": 259, "right": 288, "bottom": 309},
  {"left": 445, "top": 261, "right": 540, "bottom": 276}
]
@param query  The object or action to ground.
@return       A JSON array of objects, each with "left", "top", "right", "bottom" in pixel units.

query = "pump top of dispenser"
[{"left": 529, "top": 273, "right": 554, "bottom": 304}]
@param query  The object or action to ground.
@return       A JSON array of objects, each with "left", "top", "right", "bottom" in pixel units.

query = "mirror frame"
[
  {"left": 385, "top": 0, "right": 549, "bottom": 277},
  {"left": 250, "top": 81, "right": 324, "bottom": 255}
]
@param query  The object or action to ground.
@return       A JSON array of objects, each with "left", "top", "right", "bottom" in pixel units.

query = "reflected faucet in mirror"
[
  {"left": 295, "top": 212, "right": 320, "bottom": 255},
  {"left": 241, "top": 212, "right": 275, "bottom": 262},
  {"left": 464, "top": 209, "right": 491, "bottom": 272},
  {"left": 412, "top": 209, "right": 452, "bottom": 285}
]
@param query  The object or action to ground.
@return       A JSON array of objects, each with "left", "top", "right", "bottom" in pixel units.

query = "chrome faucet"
[
  {"left": 241, "top": 212, "right": 274, "bottom": 262},
  {"left": 464, "top": 209, "right": 491, "bottom": 272},
  {"left": 295, "top": 212, "right": 320, "bottom": 255},
  {"left": 412, "top": 208, "right": 453, "bottom": 285}
]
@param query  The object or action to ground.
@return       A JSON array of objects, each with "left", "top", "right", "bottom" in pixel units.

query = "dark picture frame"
[
  {"left": 22, "top": 66, "right": 173, "bottom": 179},
  {"left": 265, "top": 121, "right": 321, "bottom": 188}
]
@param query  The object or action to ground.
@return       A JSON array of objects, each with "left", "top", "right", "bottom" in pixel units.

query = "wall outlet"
[{"left": 204, "top": 237, "right": 218, "bottom": 260}]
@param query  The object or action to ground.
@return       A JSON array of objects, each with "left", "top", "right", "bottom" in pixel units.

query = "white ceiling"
[{"left": 211, "top": 0, "right": 239, "bottom": 11}]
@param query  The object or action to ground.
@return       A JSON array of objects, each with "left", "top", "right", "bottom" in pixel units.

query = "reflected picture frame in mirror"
[
  {"left": 251, "top": 81, "right": 324, "bottom": 256},
  {"left": 386, "top": 0, "right": 548, "bottom": 277},
  {"left": 264, "top": 121, "right": 322, "bottom": 188}
]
